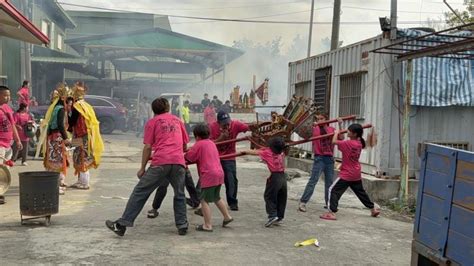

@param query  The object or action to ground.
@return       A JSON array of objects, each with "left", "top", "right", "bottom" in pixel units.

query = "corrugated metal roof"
[
  {"left": 66, "top": 27, "right": 243, "bottom": 69},
  {"left": 31, "top": 45, "right": 87, "bottom": 64}
]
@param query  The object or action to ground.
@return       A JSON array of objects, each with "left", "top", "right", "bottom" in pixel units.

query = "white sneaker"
[
  {"left": 21, "top": 162, "right": 28, "bottom": 166},
  {"left": 298, "top": 202, "right": 307, "bottom": 212}
]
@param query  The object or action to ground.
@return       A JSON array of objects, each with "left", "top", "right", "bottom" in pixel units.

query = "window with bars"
[
  {"left": 338, "top": 72, "right": 365, "bottom": 117},
  {"left": 314, "top": 67, "right": 331, "bottom": 113}
]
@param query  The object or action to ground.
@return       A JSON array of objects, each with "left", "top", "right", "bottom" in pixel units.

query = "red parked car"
[{"left": 30, "top": 95, "right": 127, "bottom": 134}]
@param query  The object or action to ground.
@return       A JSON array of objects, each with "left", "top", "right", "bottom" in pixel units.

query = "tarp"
[{"left": 399, "top": 29, "right": 474, "bottom": 107}]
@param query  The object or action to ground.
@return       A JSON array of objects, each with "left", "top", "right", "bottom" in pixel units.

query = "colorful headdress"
[
  {"left": 71, "top": 81, "right": 87, "bottom": 100},
  {"left": 51, "top": 83, "right": 70, "bottom": 101}
]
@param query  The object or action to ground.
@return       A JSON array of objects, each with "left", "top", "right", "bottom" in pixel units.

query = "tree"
[{"left": 444, "top": 0, "right": 473, "bottom": 27}]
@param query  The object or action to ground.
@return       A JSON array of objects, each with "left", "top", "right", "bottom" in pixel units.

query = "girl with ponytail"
[{"left": 320, "top": 123, "right": 380, "bottom": 220}]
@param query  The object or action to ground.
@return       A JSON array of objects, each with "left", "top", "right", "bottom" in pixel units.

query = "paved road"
[{"left": 0, "top": 133, "right": 413, "bottom": 265}]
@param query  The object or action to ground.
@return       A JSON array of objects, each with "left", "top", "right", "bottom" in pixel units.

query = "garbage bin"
[{"left": 19, "top": 171, "right": 59, "bottom": 226}]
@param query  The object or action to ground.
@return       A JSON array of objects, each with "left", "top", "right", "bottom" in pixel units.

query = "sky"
[{"left": 59, "top": 0, "right": 466, "bottom": 54}]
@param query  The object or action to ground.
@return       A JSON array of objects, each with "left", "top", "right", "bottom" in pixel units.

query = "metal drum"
[{"left": 19, "top": 171, "right": 59, "bottom": 226}]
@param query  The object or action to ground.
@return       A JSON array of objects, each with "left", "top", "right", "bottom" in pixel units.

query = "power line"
[
  {"left": 342, "top": 5, "right": 444, "bottom": 14},
  {"left": 58, "top": 2, "right": 446, "bottom": 25},
  {"left": 97, "top": 0, "right": 303, "bottom": 11}
]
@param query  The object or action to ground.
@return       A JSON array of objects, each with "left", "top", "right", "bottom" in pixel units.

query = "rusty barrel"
[{"left": 19, "top": 171, "right": 59, "bottom": 216}]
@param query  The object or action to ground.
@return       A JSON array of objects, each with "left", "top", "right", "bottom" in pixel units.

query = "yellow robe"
[{"left": 73, "top": 100, "right": 104, "bottom": 167}]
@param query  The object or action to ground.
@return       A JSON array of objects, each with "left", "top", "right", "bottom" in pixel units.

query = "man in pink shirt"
[
  {"left": 106, "top": 97, "right": 190, "bottom": 236},
  {"left": 17, "top": 80, "right": 30, "bottom": 107},
  {"left": 210, "top": 111, "right": 250, "bottom": 211},
  {"left": 0, "top": 86, "right": 23, "bottom": 204}
]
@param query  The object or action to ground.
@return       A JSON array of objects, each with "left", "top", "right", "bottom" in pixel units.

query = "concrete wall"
[
  {"left": 0, "top": 38, "right": 22, "bottom": 90},
  {"left": 32, "top": 0, "right": 70, "bottom": 51}
]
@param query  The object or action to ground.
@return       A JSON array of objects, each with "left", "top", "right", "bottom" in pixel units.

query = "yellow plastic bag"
[{"left": 294, "top": 238, "right": 320, "bottom": 247}]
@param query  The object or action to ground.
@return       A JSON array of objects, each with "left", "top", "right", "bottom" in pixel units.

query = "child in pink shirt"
[
  {"left": 0, "top": 86, "right": 22, "bottom": 204},
  {"left": 243, "top": 137, "right": 287, "bottom": 227},
  {"left": 299, "top": 113, "right": 343, "bottom": 212},
  {"left": 13, "top": 103, "right": 33, "bottom": 165},
  {"left": 320, "top": 123, "right": 380, "bottom": 220},
  {"left": 185, "top": 123, "right": 233, "bottom": 232}
]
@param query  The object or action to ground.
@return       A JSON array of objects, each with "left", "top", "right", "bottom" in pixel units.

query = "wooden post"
[{"left": 399, "top": 59, "right": 412, "bottom": 202}]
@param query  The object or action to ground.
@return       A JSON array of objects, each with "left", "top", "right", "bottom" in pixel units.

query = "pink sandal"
[{"left": 320, "top": 212, "right": 337, "bottom": 220}]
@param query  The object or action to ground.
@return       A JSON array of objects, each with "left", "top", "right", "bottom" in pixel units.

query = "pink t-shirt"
[
  {"left": 204, "top": 107, "right": 216, "bottom": 125},
  {"left": 210, "top": 120, "right": 250, "bottom": 160},
  {"left": 143, "top": 113, "right": 189, "bottom": 167},
  {"left": 312, "top": 126, "right": 338, "bottom": 156},
  {"left": 13, "top": 112, "right": 32, "bottom": 141},
  {"left": 0, "top": 104, "right": 14, "bottom": 148},
  {"left": 337, "top": 139, "right": 363, "bottom": 181},
  {"left": 258, "top": 148, "right": 285, "bottom": 173},
  {"left": 18, "top": 87, "right": 30, "bottom": 106},
  {"left": 185, "top": 139, "right": 224, "bottom": 188}
]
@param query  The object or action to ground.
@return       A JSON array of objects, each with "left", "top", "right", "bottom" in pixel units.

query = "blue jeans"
[
  {"left": 117, "top": 164, "right": 188, "bottom": 230},
  {"left": 300, "top": 156, "right": 335, "bottom": 205},
  {"left": 221, "top": 160, "right": 238, "bottom": 207}
]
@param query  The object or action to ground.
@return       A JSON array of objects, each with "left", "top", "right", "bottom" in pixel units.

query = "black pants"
[
  {"left": 264, "top": 172, "right": 287, "bottom": 219},
  {"left": 328, "top": 178, "right": 374, "bottom": 213},
  {"left": 117, "top": 164, "right": 187, "bottom": 229},
  {"left": 221, "top": 160, "right": 238, "bottom": 208},
  {"left": 12, "top": 141, "right": 28, "bottom": 163},
  {"left": 152, "top": 169, "right": 200, "bottom": 210}
]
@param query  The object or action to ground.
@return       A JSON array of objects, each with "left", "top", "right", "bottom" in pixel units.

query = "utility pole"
[
  {"left": 390, "top": 0, "right": 397, "bottom": 40},
  {"left": 307, "top": 0, "right": 315, "bottom": 57},
  {"left": 330, "top": 0, "right": 341, "bottom": 50}
]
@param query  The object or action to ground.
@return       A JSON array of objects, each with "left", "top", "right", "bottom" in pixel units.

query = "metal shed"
[{"left": 288, "top": 32, "right": 474, "bottom": 178}]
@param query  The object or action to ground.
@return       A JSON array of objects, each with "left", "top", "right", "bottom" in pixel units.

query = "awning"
[
  {"left": 0, "top": 0, "right": 49, "bottom": 45},
  {"left": 66, "top": 27, "right": 243, "bottom": 70},
  {"left": 31, "top": 45, "right": 103, "bottom": 78},
  {"left": 31, "top": 45, "right": 87, "bottom": 64}
]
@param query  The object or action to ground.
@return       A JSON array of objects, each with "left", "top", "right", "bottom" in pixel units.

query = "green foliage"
[{"left": 444, "top": 1, "right": 474, "bottom": 27}]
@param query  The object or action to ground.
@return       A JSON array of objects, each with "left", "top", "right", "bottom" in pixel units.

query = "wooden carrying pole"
[
  {"left": 313, "top": 115, "right": 356, "bottom": 126},
  {"left": 218, "top": 124, "right": 373, "bottom": 160},
  {"left": 288, "top": 124, "right": 373, "bottom": 146},
  {"left": 214, "top": 115, "right": 358, "bottom": 147}
]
